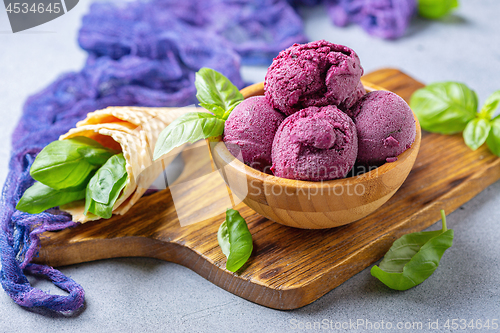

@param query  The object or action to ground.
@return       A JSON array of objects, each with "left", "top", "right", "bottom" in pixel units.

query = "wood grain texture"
[{"left": 35, "top": 68, "right": 500, "bottom": 310}]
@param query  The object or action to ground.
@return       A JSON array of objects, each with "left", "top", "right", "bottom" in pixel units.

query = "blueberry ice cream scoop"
[
  {"left": 264, "top": 40, "right": 364, "bottom": 116},
  {"left": 223, "top": 96, "right": 285, "bottom": 173},
  {"left": 351, "top": 90, "right": 416, "bottom": 166},
  {"left": 271, "top": 105, "right": 358, "bottom": 181}
]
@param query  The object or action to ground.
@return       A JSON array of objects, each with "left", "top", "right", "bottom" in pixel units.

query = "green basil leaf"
[
  {"left": 77, "top": 146, "right": 116, "bottom": 166},
  {"left": 371, "top": 210, "right": 454, "bottom": 290},
  {"left": 195, "top": 67, "right": 243, "bottom": 120},
  {"left": 217, "top": 221, "right": 231, "bottom": 258},
  {"left": 486, "top": 116, "right": 500, "bottom": 156},
  {"left": 199, "top": 103, "right": 226, "bottom": 120},
  {"left": 85, "top": 174, "right": 127, "bottom": 219},
  {"left": 479, "top": 90, "right": 500, "bottom": 119},
  {"left": 60, "top": 170, "right": 98, "bottom": 191},
  {"left": 463, "top": 118, "right": 492, "bottom": 151},
  {"left": 85, "top": 154, "right": 128, "bottom": 219},
  {"left": 217, "top": 209, "right": 253, "bottom": 272},
  {"left": 16, "top": 182, "right": 85, "bottom": 214},
  {"left": 30, "top": 136, "right": 114, "bottom": 190},
  {"left": 410, "top": 82, "right": 478, "bottom": 134},
  {"left": 87, "top": 154, "right": 127, "bottom": 204},
  {"left": 417, "top": 0, "right": 459, "bottom": 19},
  {"left": 153, "top": 112, "right": 225, "bottom": 161}
]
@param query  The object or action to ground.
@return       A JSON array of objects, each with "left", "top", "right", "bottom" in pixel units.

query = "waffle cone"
[{"left": 59, "top": 106, "right": 197, "bottom": 222}]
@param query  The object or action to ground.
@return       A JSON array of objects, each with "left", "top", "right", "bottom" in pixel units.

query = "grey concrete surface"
[{"left": 1, "top": 1, "right": 499, "bottom": 332}]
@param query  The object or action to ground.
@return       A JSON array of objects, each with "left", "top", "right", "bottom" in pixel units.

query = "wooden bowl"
[{"left": 208, "top": 82, "right": 421, "bottom": 229}]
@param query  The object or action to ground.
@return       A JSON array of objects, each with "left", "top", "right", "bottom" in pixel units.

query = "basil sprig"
[
  {"left": 217, "top": 209, "right": 253, "bottom": 272},
  {"left": 84, "top": 153, "right": 128, "bottom": 219},
  {"left": 30, "top": 136, "right": 116, "bottom": 190},
  {"left": 371, "top": 210, "right": 454, "bottom": 290},
  {"left": 410, "top": 82, "right": 477, "bottom": 134},
  {"left": 195, "top": 68, "right": 244, "bottom": 120},
  {"left": 16, "top": 137, "right": 126, "bottom": 219},
  {"left": 153, "top": 68, "right": 243, "bottom": 161},
  {"left": 417, "top": 0, "right": 459, "bottom": 19},
  {"left": 410, "top": 83, "right": 500, "bottom": 156},
  {"left": 153, "top": 112, "right": 225, "bottom": 161},
  {"left": 16, "top": 182, "right": 86, "bottom": 214}
]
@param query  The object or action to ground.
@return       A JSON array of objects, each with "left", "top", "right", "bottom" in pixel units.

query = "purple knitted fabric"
[
  {"left": 78, "top": 0, "right": 308, "bottom": 66},
  {"left": 1, "top": 0, "right": 309, "bottom": 313},
  {"left": 325, "top": 0, "right": 417, "bottom": 39},
  {"left": 287, "top": 0, "right": 324, "bottom": 6},
  {"left": 1, "top": 149, "right": 84, "bottom": 312}
]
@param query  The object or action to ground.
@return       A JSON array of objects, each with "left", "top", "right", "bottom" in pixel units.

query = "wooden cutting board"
[{"left": 35, "top": 68, "right": 500, "bottom": 310}]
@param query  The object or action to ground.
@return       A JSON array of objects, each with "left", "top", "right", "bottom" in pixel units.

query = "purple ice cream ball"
[
  {"left": 223, "top": 96, "right": 285, "bottom": 173},
  {"left": 264, "top": 40, "right": 364, "bottom": 116},
  {"left": 352, "top": 90, "right": 416, "bottom": 166},
  {"left": 271, "top": 105, "right": 358, "bottom": 181},
  {"left": 339, "top": 81, "right": 366, "bottom": 115}
]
